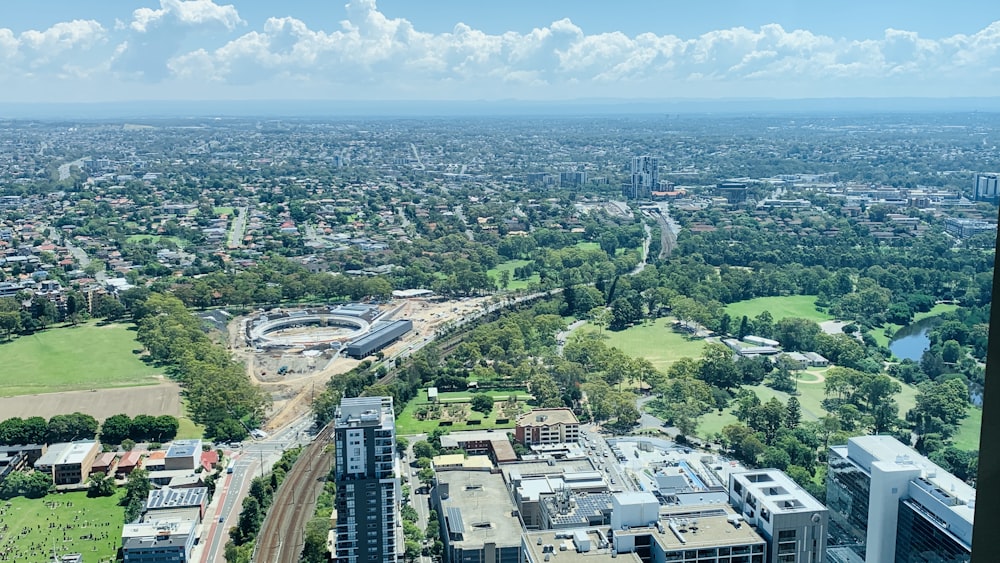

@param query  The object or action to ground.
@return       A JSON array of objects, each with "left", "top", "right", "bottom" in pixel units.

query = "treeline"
[
  {"left": 0, "top": 292, "right": 91, "bottom": 338},
  {"left": 134, "top": 293, "right": 269, "bottom": 442},
  {"left": 225, "top": 447, "right": 302, "bottom": 563},
  {"left": 164, "top": 256, "right": 393, "bottom": 309},
  {"left": 0, "top": 413, "right": 179, "bottom": 446}
]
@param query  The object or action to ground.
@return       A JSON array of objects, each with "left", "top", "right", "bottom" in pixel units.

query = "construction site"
[{"left": 226, "top": 295, "right": 492, "bottom": 431}]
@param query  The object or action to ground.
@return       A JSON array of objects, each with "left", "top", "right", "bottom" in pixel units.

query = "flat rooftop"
[
  {"left": 731, "top": 469, "right": 826, "bottom": 513},
  {"left": 165, "top": 439, "right": 201, "bottom": 458},
  {"left": 439, "top": 429, "right": 511, "bottom": 448},
  {"left": 524, "top": 529, "right": 641, "bottom": 563},
  {"left": 336, "top": 396, "right": 395, "bottom": 427},
  {"left": 34, "top": 441, "right": 96, "bottom": 467},
  {"left": 518, "top": 408, "right": 579, "bottom": 426},
  {"left": 640, "top": 509, "right": 766, "bottom": 552},
  {"left": 503, "top": 458, "right": 596, "bottom": 481},
  {"left": 122, "top": 520, "right": 196, "bottom": 551},
  {"left": 438, "top": 470, "right": 523, "bottom": 549}
]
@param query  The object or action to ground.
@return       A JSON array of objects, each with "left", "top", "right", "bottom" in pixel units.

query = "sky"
[{"left": 0, "top": 0, "right": 998, "bottom": 104}]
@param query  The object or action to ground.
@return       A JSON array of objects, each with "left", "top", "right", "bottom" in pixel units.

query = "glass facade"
[
  {"left": 825, "top": 448, "right": 869, "bottom": 559},
  {"left": 895, "top": 500, "right": 970, "bottom": 563}
]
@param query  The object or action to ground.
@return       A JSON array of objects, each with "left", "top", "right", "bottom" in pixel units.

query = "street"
[
  {"left": 200, "top": 416, "right": 317, "bottom": 563},
  {"left": 402, "top": 434, "right": 434, "bottom": 563}
]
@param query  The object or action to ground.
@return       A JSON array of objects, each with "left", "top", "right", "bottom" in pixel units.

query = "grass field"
[
  {"left": 0, "top": 491, "right": 124, "bottom": 563},
  {"left": 953, "top": 407, "right": 983, "bottom": 451},
  {"left": 124, "top": 234, "right": 186, "bottom": 247},
  {"left": 0, "top": 321, "right": 163, "bottom": 397},
  {"left": 213, "top": 206, "right": 235, "bottom": 217},
  {"left": 576, "top": 318, "right": 707, "bottom": 373},
  {"left": 487, "top": 259, "right": 540, "bottom": 291},
  {"left": 871, "top": 303, "right": 962, "bottom": 349},
  {"left": 396, "top": 390, "right": 533, "bottom": 435},
  {"left": 725, "top": 295, "right": 831, "bottom": 324}
]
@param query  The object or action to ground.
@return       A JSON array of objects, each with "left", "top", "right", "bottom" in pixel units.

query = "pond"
[{"left": 889, "top": 316, "right": 943, "bottom": 361}]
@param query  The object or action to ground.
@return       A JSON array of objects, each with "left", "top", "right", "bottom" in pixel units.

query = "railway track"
[{"left": 253, "top": 423, "right": 335, "bottom": 563}]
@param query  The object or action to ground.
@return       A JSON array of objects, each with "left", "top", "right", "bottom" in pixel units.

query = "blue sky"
[{"left": 0, "top": 0, "right": 997, "bottom": 103}]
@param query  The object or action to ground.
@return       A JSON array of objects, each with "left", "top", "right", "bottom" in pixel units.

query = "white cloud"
[
  {"left": 113, "top": 0, "right": 244, "bottom": 81},
  {"left": 0, "top": 20, "right": 105, "bottom": 75},
  {"left": 2, "top": 0, "right": 1000, "bottom": 100},
  {"left": 131, "top": 0, "right": 242, "bottom": 33}
]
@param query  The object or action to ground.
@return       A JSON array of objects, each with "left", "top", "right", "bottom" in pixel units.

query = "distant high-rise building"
[
  {"left": 974, "top": 173, "right": 999, "bottom": 202},
  {"left": 333, "top": 397, "right": 400, "bottom": 563},
  {"left": 624, "top": 156, "right": 658, "bottom": 200},
  {"left": 559, "top": 171, "right": 588, "bottom": 187},
  {"left": 717, "top": 182, "right": 749, "bottom": 204},
  {"left": 826, "top": 435, "right": 973, "bottom": 563}
]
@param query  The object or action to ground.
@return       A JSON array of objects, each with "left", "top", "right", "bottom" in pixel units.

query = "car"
[{"left": 219, "top": 516, "right": 225, "bottom": 523}]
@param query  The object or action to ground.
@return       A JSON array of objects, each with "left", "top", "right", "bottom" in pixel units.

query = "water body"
[{"left": 889, "top": 316, "right": 944, "bottom": 361}]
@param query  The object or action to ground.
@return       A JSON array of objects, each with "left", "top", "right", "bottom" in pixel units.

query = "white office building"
[
  {"left": 826, "top": 435, "right": 974, "bottom": 563},
  {"left": 729, "top": 469, "right": 827, "bottom": 563}
]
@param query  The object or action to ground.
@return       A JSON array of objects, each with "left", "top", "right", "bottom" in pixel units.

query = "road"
[
  {"left": 410, "top": 143, "right": 424, "bottom": 168},
  {"left": 402, "top": 434, "right": 433, "bottom": 563},
  {"left": 227, "top": 206, "right": 249, "bottom": 249},
  {"left": 63, "top": 235, "right": 107, "bottom": 283},
  {"left": 202, "top": 417, "right": 317, "bottom": 563},
  {"left": 57, "top": 157, "right": 88, "bottom": 181}
]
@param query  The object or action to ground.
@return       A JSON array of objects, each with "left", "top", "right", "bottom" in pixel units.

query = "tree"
[
  {"left": 152, "top": 415, "right": 180, "bottom": 441},
  {"left": 766, "top": 361, "right": 797, "bottom": 393},
  {"left": 908, "top": 378, "right": 970, "bottom": 441},
  {"left": 87, "top": 471, "right": 116, "bottom": 497},
  {"left": 232, "top": 496, "right": 262, "bottom": 545},
  {"left": 0, "top": 471, "right": 52, "bottom": 499},
  {"left": 698, "top": 344, "right": 741, "bottom": 390},
  {"left": 46, "top": 412, "right": 99, "bottom": 443},
  {"left": 0, "top": 311, "right": 20, "bottom": 340},
  {"left": 529, "top": 373, "right": 562, "bottom": 408},
  {"left": 760, "top": 447, "right": 791, "bottom": 470},
  {"left": 417, "top": 467, "right": 436, "bottom": 488},
  {"left": 751, "top": 311, "right": 774, "bottom": 339},
  {"left": 100, "top": 414, "right": 133, "bottom": 445},
  {"left": 470, "top": 394, "right": 493, "bottom": 414},
  {"left": 941, "top": 340, "right": 962, "bottom": 364},
  {"left": 864, "top": 374, "right": 901, "bottom": 434},
  {"left": 773, "top": 318, "right": 822, "bottom": 352},
  {"left": 749, "top": 398, "right": 787, "bottom": 445},
  {"left": 413, "top": 441, "right": 437, "bottom": 460},
  {"left": 301, "top": 517, "right": 331, "bottom": 563},
  {"left": 786, "top": 396, "right": 802, "bottom": 429}
]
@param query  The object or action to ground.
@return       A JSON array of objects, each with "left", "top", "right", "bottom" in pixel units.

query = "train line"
[{"left": 253, "top": 423, "right": 335, "bottom": 563}]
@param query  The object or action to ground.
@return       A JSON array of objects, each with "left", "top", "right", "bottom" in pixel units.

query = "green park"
[
  {"left": 0, "top": 321, "right": 163, "bottom": 397},
  {"left": 0, "top": 491, "right": 124, "bottom": 563},
  {"left": 724, "top": 295, "right": 831, "bottom": 324},
  {"left": 395, "top": 390, "right": 533, "bottom": 435}
]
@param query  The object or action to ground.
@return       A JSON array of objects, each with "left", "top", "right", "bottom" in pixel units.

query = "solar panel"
[{"left": 446, "top": 507, "right": 465, "bottom": 534}]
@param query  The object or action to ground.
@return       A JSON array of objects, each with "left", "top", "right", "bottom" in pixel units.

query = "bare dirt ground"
[
  {"left": 227, "top": 297, "right": 491, "bottom": 431},
  {"left": 0, "top": 379, "right": 182, "bottom": 421}
]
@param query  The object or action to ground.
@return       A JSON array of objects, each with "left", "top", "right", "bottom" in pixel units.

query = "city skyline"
[{"left": 0, "top": 0, "right": 998, "bottom": 104}]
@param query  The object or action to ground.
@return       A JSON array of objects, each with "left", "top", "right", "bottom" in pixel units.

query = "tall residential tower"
[
  {"left": 625, "top": 155, "right": 658, "bottom": 200},
  {"left": 333, "top": 396, "right": 400, "bottom": 563}
]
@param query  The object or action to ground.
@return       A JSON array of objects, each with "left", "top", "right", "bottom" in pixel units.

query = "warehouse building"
[{"left": 345, "top": 319, "right": 412, "bottom": 358}]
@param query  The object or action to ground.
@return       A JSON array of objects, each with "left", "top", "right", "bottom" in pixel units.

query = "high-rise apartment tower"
[{"left": 333, "top": 396, "right": 400, "bottom": 563}]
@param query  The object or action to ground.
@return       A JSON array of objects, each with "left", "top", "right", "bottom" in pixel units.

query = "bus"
[{"left": 226, "top": 460, "right": 236, "bottom": 474}]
